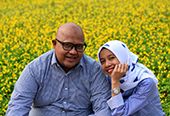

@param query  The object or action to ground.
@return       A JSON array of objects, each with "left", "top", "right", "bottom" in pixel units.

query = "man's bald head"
[{"left": 56, "top": 22, "right": 84, "bottom": 41}]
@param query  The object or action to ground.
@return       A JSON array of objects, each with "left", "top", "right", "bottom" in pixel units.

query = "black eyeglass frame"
[{"left": 56, "top": 38, "right": 87, "bottom": 52}]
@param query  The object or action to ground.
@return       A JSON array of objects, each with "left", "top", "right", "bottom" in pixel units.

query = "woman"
[{"left": 98, "top": 40, "right": 165, "bottom": 116}]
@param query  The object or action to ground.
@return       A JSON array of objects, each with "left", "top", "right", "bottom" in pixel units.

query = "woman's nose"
[{"left": 105, "top": 60, "right": 112, "bottom": 67}]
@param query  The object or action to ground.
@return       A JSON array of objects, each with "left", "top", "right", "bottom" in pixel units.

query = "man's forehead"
[{"left": 57, "top": 25, "right": 84, "bottom": 41}]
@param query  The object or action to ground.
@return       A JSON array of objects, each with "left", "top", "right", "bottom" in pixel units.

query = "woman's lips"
[{"left": 106, "top": 67, "right": 114, "bottom": 74}]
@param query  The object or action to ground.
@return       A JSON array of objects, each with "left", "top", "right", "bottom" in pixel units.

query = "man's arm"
[
  {"left": 90, "top": 64, "right": 111, "bottom": 116},
  {"left": 6, "top": 64, "right": 38, "bottom": 116}
]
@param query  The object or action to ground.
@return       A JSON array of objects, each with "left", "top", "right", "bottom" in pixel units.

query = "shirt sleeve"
[
  {"left": 6, "top": 64, "right": 39, "bottom": 116},
  {"left": 90, "top": 64, "right": 112, "bottom": 116},
  {"left": 107, "top": 93, "right": 124, "bottom": 109},
  {"left": 107, "top": 78, "right": 156, "bottom": 116}
]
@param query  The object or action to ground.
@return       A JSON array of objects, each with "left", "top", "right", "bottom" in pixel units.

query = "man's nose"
[{"left": 69, "top": 47, "right": 77, "bottom": 54}]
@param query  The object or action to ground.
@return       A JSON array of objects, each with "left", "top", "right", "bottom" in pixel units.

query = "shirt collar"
[{"left": 51, "top": 50, "right": 57, "bottom": 65}]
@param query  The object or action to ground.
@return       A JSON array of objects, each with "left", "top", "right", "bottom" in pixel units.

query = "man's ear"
[{"left": 52, "top": 40, "right": 56, "bottom": 45}]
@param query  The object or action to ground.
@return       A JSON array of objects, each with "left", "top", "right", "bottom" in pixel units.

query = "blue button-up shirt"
[
  {"left": 6, "top": 49, "right": 111, "bottom": 116},
  {"left": 107, "top": 78, "right": 165, "bottom": 116}
]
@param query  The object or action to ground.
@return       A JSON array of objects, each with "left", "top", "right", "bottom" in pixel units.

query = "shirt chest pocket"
[{"left": 33, "top": 76, "right": 62, "bottom": 107}]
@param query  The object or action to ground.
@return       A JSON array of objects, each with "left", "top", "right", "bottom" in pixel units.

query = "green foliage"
[{"left": 0, "top": 0, "right": 169, "bottom": 115}]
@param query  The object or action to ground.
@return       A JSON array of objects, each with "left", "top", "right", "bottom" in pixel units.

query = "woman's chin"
[{"left": 104, "top": 71, "right": 111, "bottom": 76}]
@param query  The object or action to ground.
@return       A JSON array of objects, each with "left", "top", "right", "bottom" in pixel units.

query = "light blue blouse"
[{"left": 107, "top": 78, "right": 165, "bottom": 116}]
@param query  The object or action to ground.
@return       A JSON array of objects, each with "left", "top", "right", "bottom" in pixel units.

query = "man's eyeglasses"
[{"left": 56, "top": 38, "right": 87, "bottom": 52}]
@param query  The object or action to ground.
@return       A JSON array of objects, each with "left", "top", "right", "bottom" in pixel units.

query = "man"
[{"left": 6, "top": 23, "right": 111, "bottom": 116}]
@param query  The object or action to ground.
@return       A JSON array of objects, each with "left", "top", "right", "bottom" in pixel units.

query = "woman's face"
[{"left": 99, "top": 48, "right": 120, "bottom": 75}]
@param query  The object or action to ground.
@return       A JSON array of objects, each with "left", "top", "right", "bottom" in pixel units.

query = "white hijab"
[{"left": 98, "top": 40, "right": 158, "bottom": 91}]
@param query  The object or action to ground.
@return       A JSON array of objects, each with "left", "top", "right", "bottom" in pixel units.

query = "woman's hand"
[
  {"left": 110, "top": 64, "right": 128, "bottom": 96},
  {"left": 110, "top": 64, "right": 128, "bottom": 85}
]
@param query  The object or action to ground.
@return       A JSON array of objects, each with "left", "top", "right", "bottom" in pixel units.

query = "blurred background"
[{"left": 0, "top": 0, "right": 169, "bottom": 115}]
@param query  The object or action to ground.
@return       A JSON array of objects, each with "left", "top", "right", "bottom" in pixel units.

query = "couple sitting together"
[{"left": 6, "top": 23, "right": 165, "bottom": 116}]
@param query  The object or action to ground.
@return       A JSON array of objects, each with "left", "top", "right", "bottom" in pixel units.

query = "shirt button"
[
  {"left": 65, "top": 88, "right": 68, "bottom": 90},
  {"left": 63, "top": 101, "right": 67, "bottom": 104},
  {"left": 62, "top": 110, "right": 65, "bottom": 113}
]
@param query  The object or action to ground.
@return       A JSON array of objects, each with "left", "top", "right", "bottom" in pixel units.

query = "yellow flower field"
[{"left": 0, "top": 0, "right": 169, "bottom": 115}]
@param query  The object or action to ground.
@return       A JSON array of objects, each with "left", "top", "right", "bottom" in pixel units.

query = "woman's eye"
[
  {"left": 109, "top": 56, "right": 115, "bottom": 60},
  {"left": 100, "top": 60, "right": 105, "bottom": 64}
]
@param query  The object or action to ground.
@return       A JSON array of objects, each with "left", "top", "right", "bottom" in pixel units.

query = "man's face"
[{"left": 54, "top": 33, "right": 85, "bottom": 71}]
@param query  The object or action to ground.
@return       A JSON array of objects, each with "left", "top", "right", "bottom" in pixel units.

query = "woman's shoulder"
[
  {"left": 139, "top": 78, "right": 156, "bottom": 86},
  {"left": 136, "top": 78, "right": 157, "bottom": 94}
]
